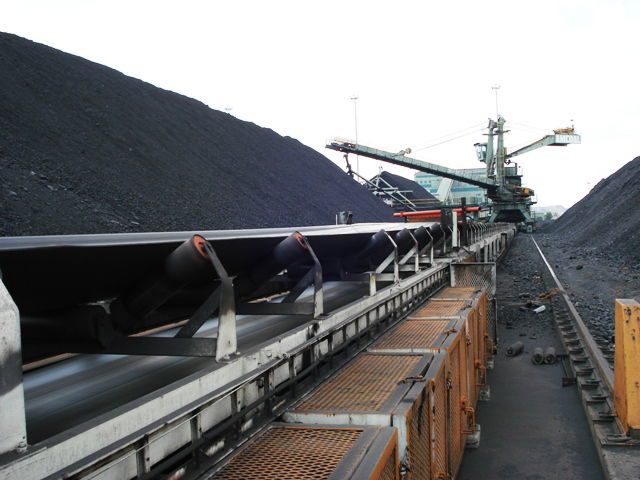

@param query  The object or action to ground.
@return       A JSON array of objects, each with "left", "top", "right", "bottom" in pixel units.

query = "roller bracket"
[
  {"left": 237, "top": 234, "right": 323, "bottom": 317},
  {"left": 376, "top": 231, "right": 399, "bottom": 282},
  {"left": 398, "top": 230, "right": 420, "bottom": 273},
  {"left": 170, "top": 240, "right": 237, "bottom": 361}
]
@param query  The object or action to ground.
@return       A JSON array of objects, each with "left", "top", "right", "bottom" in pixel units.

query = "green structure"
[
  {"left": 327, "top": 117, "right": 580, "bottom": 231},
  {"left": 415, "top": 168, "right": 487, "bottom": 205}
]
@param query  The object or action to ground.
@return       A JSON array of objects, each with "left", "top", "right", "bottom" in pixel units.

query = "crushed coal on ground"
[
  {"left": 538, "top": 155, "right": 640, "bottom": 348},
  {"left": 0, "top": 32, "right": 398, "bottom": 237}
]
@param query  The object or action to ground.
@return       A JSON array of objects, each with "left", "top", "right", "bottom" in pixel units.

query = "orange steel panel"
[
  {"left": 377, "top": 436, "right": 400, "bottom": 480},
  {"left": 614, "top": 299, "right": 640, "bottom": 435},
  {"left": 211, "top": 426, "right": 362, "bottom": 479},
  {"left": 466, "top": 310, "right": 481, "bottom": 407},
  {"left": 372, "top": 320, "right": 450, "bottom": 349},
  {"left": 448, "top": 331, "right": 472, "bottom": 476},
  {"left": 449, "top": 339, "right": 462, "bottom": 472},
  {"left": 368, "top": 313, "right": 470, "bottom": 473},
  {"left": 477, "top": 290, "right": 490, "bottom": 359},
  {"left": 406, "top": 388, "right": 431, "bottom": 480},
  {"left": 297, "top": 354, "right": 422, "bottom": 411},
  {"left": 411, "top": 300, "right": 469, "bottom": 318},
  {"left": 431, "top": 360, "right": 449, "bottom": 479},
  {"left": 433, "top": 286, "right": 479, "bottom": 299},
  {"left": 463, "top": 253, "right": 476, "bottom": 262}
]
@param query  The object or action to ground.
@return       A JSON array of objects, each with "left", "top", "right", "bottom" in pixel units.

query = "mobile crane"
[{"left": 327, "top": 117, "right": 580, "bottom": 231}]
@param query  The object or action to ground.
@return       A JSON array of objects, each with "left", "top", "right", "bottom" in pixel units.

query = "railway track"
[{"left": 532, "top": 238, "right": 640, "bottom": 479}]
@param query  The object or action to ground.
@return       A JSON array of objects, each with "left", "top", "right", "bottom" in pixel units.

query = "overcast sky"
[{"left": 2, "top": 0, "right": 638, "bottom": 208}]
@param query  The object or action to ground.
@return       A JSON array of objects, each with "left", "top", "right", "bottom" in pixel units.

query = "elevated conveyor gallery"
[{"left": 0, "top": 221, "right": 515, "bottom": 479}]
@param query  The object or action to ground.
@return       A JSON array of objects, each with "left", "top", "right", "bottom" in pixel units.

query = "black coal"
[
  {"left": 545, "top": 156, "right": 640, "bottom": 264},
  {"left": 0, "top": 32, "right": 397, "bottom": 236}
]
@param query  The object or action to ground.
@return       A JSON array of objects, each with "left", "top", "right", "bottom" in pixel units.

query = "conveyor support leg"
[{"left": 0, "top": 280, "right": 26, "bottom": 454}]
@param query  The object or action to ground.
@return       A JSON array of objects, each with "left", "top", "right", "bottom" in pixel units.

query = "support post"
[
  {"left": 461, "top": 197, "right": 468, "bottom": 247},
  {"left": 614, "top": 299, "right": 640, "bottom": 438},
  {"left": 0, "top": 280, "right": 27, "bottom": 454},
  {"left": 452, "top": 211, "right": 459, "bottom": 249},
  {"left": 377, "top": 231, "right": 399, "bottom": 282},
  {"left": 399, "top": 230, "right": 420, "bottom": 272}
]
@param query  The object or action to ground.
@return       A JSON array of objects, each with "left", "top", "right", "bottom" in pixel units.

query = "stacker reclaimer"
[{"left": 327, "top": 117, "right": 581, "bottom": 231}]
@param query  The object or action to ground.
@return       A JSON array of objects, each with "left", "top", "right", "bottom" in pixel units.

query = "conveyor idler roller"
[
  {"left": 111, "top": 235, "right": 213, "bottom": 333},
  {"left": 242, "top": 232, "right": 309, "bottom": 293}
]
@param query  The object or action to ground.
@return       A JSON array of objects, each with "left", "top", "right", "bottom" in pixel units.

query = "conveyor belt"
[
  {"left": 0, "top": 222, "right": 439, "bottom": 315},
  {"left": 24, "top": 281, "right": 368, "bottom": 443}
]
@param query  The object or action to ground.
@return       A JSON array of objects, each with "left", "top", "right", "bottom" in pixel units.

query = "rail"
[{"left": 532, "top": 237, "right": 640, "bottom": 479}]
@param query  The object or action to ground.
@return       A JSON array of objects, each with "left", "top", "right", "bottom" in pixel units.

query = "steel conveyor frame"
[{"left": 0, "top": 222, "right": 516, "bottom": 480}]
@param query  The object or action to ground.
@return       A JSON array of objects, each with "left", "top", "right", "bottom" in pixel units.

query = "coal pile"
[
  {"left": 0, "top": 32, "right": 397, "bottom": 237},
  {"left": 546, "top": 156, "right": 640, "bottom": 264}
]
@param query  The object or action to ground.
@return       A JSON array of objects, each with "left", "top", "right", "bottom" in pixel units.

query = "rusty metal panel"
[
  {"left": 467, "top": 309, "right": 479, "bottom": 407},
  {"left": 296, "top": 353, "right": 425, "bottom": 412},
  {"left": 450, "top": 263, "right": 495, "bottom": 298},
  {"left": 431, "top": 357, "right": 449, "bottom": 480},
  {"left": 369, "top": 313, "right": 469, "bottom": 468},
  {"left": 430, "top": 287, "right": 490, "bottom": 407},
  {"left": 463, "top": 253, "right": 476, "bottom": 262},
  {"left": 285, "top": 353, "right": 440, "bottom": 478},
  {"left": 464, "top": 315, "right": 478, "bottom": 408},
  {"left": 371, "top": 317, "right": 465, "bottom": 355},
  {"left": 448, "top": 332, "right": 466, "bottom": 475},
  {"left": 477, "top": 290, "right": 490, "bottom": 360},
  {"left": 410, "top": 300, "right": 469, "bottom": 318},
  {"left": 433, "top": 286, "right": 479, "bottom": 299},
  {"left": 211, "top": 424, "right": 398, "bottom": 480},
  {"left": 371, "top": 431, "right": 400, "bottom": 480},
  {"left": 392, "top": 353, "right": 446, "bottom": 480},
  {"left": 371, "top": 320, "right": 450, "bottom": 350},
  {"left": 405, "top": 387, "right": 431, "bottom": 479},
  {"left": 614, "top": 299, "right": 640, "bottom": 435}
]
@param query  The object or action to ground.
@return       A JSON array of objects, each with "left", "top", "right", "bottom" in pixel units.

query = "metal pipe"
[
  {"left": 393, "top": 206, "right": 481, "bottom": 219},
  {"left": 506, "top": 341, "right": 524, "bottom": 357},
  {"left": 544, "top": 346, "right": 557, "bottom": 364},
  {"left": 532, "top": 347, "right": 544, "bottom": 365}
]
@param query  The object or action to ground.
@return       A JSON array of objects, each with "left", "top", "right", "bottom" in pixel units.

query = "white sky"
[{"left": 2, "top": 0, "right": 639, "bottom": 208}]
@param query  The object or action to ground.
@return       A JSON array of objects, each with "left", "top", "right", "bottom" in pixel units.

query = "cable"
[
  {"left": 412, "top": 123, "right": 486, "bottom": 153},
  {"left": 509, "top": 121, "right": 550, "bottom": 133}
]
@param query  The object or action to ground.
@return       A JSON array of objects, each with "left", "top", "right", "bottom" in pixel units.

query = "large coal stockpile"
[
  {"left": 546, "top": 156, "right": 640, "bottom": 263},
  {"left": 0, "top": 33, "right": 397, "bottom": 236}
]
